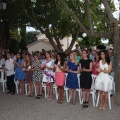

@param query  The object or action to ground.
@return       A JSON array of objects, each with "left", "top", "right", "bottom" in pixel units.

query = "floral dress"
[
  {"left": 32, "top": 60, "right": 43, "bottom": 83},
  {"left": 42, "top": 59, "right": 54, "bottom": 83}
]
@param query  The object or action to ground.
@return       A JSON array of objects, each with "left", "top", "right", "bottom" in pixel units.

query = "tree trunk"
[{"left": 113, "top": 26, "right": 120, "bottom": 105}]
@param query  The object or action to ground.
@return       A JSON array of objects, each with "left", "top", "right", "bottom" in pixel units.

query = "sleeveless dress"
[
  {"left": 25, "top": 65, "right": 33, "bottom": 83},
  {"left": 32, "top": 60, "right": 43, "bottom": 83},
  {"left": 92, "top": 60, "right": 99, "bottom": 76},
  {"left": 42, "top": 59, "right": 54, "bottom": 83},
  {"left": 66, "top": 61, "right": 79, "bottom": 89},
  {"left": 80, "top": 59, "right": 92, "bottom": 89},
  {"left": 55, "top": 62, "right": 65, "bottom": 86},
  {"left": 15, "top": 59, "right": 26, "bottom": 80},
  {"left": 94, "top": 60, "right": 113, "bottom": 92}
]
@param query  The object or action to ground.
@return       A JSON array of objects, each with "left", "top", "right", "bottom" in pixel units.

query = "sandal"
[
  {"left": 102, "top": 104, "right": 106, "bottom": 110},
  {"left": 72, "top": 100, "right": 75, "bottom": 105},
  {"left": 82, "top": 101, "right": 86, "bottom": 108},
  {"left": 85, "top": 101, "right": 89, "bottom": 108},
  {"left": 36, "top": 94, "right": 41, "bottom": 99}
]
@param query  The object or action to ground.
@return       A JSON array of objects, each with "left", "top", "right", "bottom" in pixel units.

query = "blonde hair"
[{"left": 70, "top": 51, "right": 79, "bottom": 65}]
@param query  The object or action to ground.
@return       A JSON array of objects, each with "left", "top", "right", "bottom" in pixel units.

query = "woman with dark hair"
[
  {"left": 22, "top": 54, "right": 33, "bottom": 97},
  {"left": 32, "top": 53, "right": 43, "bottom": 99},
  {"left": 95, "top": 50, "right": 112, "bottom": 110},
  {"left": 92, "top": 51, "right": 101, "bottom": 75},
  {"left": 79, "top": 50, "right": 92, "bottom": 108},
  {"left": 54, "top": 53, "right": 65, "bottom": 103},
  {"left": 42, "top": 51, "right": 54, "bottom": 100},
  {"left": 14, "top": 53, "right": 26, "bottom": 94}
]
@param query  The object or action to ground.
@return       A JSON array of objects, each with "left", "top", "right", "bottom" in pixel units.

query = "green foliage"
[
  {"left": 26, "top": 31, "right": 40, "bottom": 44},
  {"left": 19, "top": 26, "right": 27, "bottom": 50},
  {"left": 1, "top": 0, "right": 116, "bottom": 50},
  {"left": 97, "top": 44, "right": 106, "bottom": 50}
]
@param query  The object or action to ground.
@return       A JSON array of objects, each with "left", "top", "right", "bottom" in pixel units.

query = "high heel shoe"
[
  {"left": 85, "top": 101, "right": 89, "bottom": 108},
  {"left": 82, "top": 101, "right": 86, "bottom": 108}
]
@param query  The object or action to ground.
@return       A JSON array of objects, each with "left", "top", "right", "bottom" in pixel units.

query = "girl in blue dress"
[
  {"left": 66, "top": 52, "right": 79, "bottom": 105},
  {"left": 14, "top": 53, "right": 26, "bottom": 94}
]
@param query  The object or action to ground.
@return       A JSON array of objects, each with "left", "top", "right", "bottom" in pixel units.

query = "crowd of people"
[{"left": 0, "top": 45, "right": 114, "bottom": 110}]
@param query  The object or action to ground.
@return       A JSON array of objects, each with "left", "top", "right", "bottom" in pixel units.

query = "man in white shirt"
[{"left": 3, "top": 52, "right": 15, "bottom": 95}]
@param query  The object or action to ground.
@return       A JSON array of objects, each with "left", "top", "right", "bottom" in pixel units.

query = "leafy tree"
[{"left": 60, "top": 0, "right": 120, "bottom": 105}]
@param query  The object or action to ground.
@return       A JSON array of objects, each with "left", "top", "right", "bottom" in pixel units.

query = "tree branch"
[
  {"left": 85, "top": 0, "right": 94, "bottom": 35},
  {"left": 94, "top": 31, "right": 112, "bottom": 38},
  {"left": 101, "top": 0, "right": 118, "bottom": 27},
  {"left": 60, "top": 0, "right": 90, "bottom": 36}
]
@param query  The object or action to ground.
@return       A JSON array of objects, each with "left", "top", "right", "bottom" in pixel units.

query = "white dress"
[
  {"left": 42, "top": 59, "right": 54, "bottom": 83},
  {"left": 94, "top": 60, "right": 113, "bottom": 92}
]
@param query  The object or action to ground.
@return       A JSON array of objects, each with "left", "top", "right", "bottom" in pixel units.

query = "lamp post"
[{"left": 0, "top": 0, "right": 7, "bottom": 54}]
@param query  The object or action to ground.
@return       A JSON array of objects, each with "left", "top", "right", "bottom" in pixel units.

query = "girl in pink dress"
[
  {"left": 54, "top": 53, "right": 65, "bottom": 104},
  {"left": 92, "top": 51, "right": 101, "bottom": 76}
]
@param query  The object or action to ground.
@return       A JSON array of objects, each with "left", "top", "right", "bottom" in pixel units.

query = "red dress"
[{"left": 92, "top": 60, "right": 99, "bottom": 76}]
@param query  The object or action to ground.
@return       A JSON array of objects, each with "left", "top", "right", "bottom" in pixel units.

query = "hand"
[
  {"left": 32, "top": 68, "right": 35, "bottom": 71},
  {"left": 57, "top": 64, "right": 61, "bottom": 68},
  {"left": 13, "top": 61, "right": 17, "bottom": 64},
  {"left": 3, "top": 67, "right": 8, "bottom": 71},
  {"left": 96, "top": 68, "right": 102, "bottom": 72},
  {"left": 22, "top": 68, "right": 26, "bottom": 71},
  {"left": 83, "top": 68, "right": 86, "bottom": 72}
]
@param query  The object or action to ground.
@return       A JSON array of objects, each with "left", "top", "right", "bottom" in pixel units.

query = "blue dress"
[
  {"left": 15, "top": 59, "right": 25, "bottom": 80},
  {"left": 66, "top": 61, "right": 79, "bottom": 89}
]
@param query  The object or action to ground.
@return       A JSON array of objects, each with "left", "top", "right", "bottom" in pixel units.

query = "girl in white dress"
[{"left": 94, "top": 50, "right": 112, "bottom": 110}]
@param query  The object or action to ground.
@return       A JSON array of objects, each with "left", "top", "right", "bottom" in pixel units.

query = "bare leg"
[
  {"left": 46, "top": 83, "right": 49, "bottom": 98},
  {"left": 39, "top": 82, "right": 42, "bottom": 96},
  {"left": 22, "top": 80, "right": 25, "bottom": 94},
  {"left": 49, "top": 82, "right": 53, "bottom": 100},
  {"left": 57, "top": 86, "right": 61, "bottom": 103},
  {"left": 103, "top": 92, "right": 108, "bottom": 110},
  {"left": 82, "top": 89, "right": 86, "bottom": 108},
  {"left": 28, "top": 83, "right": 30, "bottom": 95},
  {"left": 61, "top": 86, "right": 64, "bottom": 102},
  {"left": 69, "top": 88, "right": 72, "bottom": 104},
  {"left": 86, "top": 89, "right": 90, "bottom": 107},
  {"left": 72, "top": 89, "right": 76, "bottom": 105},
  {"left": 99, "top": 91, "right": 104, "bottom": 109}
]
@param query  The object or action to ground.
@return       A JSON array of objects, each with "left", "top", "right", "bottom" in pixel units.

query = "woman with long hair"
[
  {"left": 32, "top": 53, "right": 43, "bottom": 99},
  {"left": 22, "top": 54, "right": 33, "bottom": 97},
  {"left": 42, "top": 51, "right": 54, "bottom": 100},
  {"left": 79, "top": 50, "right": 92, "bottom": 108},
  {"left": 92, "top": 51, "right": 101, "bottom": 76},
  {"left": 66, "top": 52, "right": 79, "bottom": 105},
  {"left": 14, "top": 52, "right": 26, "bottom": 94},
  {"left": 95, "top": 50, "right": 112, "bottom": 110},
  {"left": 54, "top": 53, "right": 65, "bottom": 103}
]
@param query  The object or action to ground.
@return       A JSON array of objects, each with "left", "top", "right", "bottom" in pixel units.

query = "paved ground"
[{"left": 0, "top": 90, "right": 120, "bottom": 120}]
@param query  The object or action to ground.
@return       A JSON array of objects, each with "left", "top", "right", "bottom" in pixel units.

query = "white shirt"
[
  {"left": 5, "top": 58, "right": 14, "bottom": 76},
  {"left": 0, "top": 58, "right": 5, "bottom": 68}
]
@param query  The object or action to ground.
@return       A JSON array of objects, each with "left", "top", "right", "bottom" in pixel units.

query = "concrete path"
[{"left": 0, "top": 90, "right": 120, "bottom": 120}]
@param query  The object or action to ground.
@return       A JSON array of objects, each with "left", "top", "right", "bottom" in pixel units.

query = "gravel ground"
[{"left": 0, "top": 90, "right": 120, "bottom": 120}]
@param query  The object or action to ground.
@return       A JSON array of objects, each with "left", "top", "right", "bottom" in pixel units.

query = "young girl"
[
  {"left": 42, "top": 52, "right": 54, "bottom": 100},
  {"left": 14, "top": 53, "right": 26, "bottom": 94},
  {"left": 22, "top": 54, "right": 33, "bottom": 97},
  {"left": 32, "top": 53, "right": 43, "bottom": 99},
  {"left": 95, "top": 50, "right": 112, "bottom": 110},
  {"left": 54, "top": 53, "right": 65, "bottom": 104},
  {"left": 92, "top": 51, "right": 101, "bottom": 76},
  {"left": 66, "top": 52, "right": 79, "bottom": 105},
  {"left": 79, "top": 50, "right": 92, "bottom": 108}
]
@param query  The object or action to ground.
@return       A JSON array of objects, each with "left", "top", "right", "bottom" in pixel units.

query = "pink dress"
[
  {"left": 55, "top": 62, "right": 65, "bottom": 86},
  {"left": 92, "top": 60, "right": 99, "bottom": 76}
]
